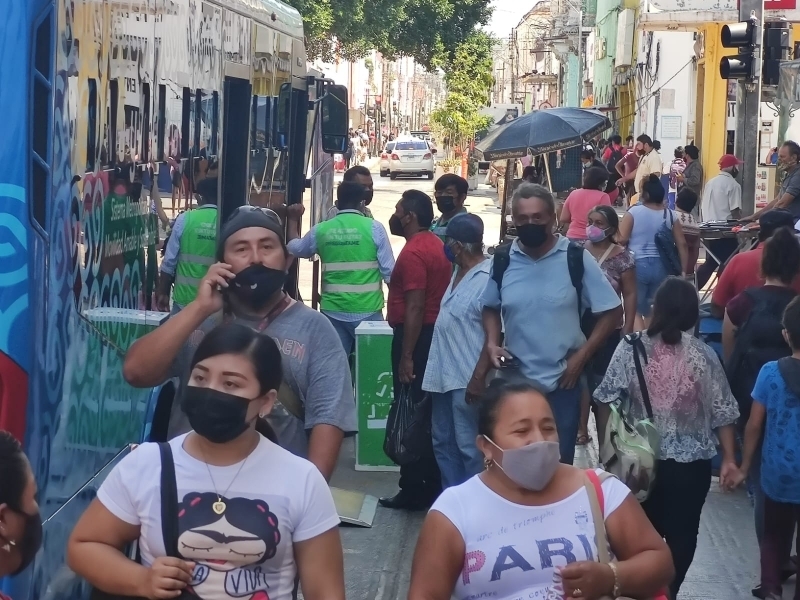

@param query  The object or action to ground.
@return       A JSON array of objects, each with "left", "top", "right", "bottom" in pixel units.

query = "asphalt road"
[{"left": 296, "top": 164, "right": 779, "bottom": 600}]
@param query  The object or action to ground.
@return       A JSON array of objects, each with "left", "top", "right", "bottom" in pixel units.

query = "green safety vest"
[
  {"left": 316, "top": 211, "right": 383, "bottom": 314},
  {"left": 173, "top": 208, "right": 218, "bottom": 306}
]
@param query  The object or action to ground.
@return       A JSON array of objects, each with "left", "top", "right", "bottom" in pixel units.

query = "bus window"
[
  {"left": 194, "top": 89, "right": 202, "bottom": 152},
  {"left": 181, "top": 87, "right": 191, "bottom": 158},
  {"left": 157, "top": 84, "right": 166, "bottom": 161},
  {"left": 211, "top": 91, "right": 219, "bottom": 156},
  {"left": 32, "top": 9, "right": 53, "bottom": 230},
  {"left": 87, "top": 79, "right": 97, "bottom": 171},
  {"left": 105, "top": 79, "right": 119, "bottom": 166},
  {"left": 142, "top": 83, "right": 150, "bottom": 163}
]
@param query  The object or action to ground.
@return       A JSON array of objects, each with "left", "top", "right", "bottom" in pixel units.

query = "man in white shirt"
[
  {"left": 634, "top": 134, "right": 664, "bottom": 194},
  {"left": 696, "top": 153, "right": 743, "bottom": 289}
]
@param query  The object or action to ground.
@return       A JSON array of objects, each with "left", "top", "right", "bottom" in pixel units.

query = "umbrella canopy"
[{"left": 476, "top": 107, "right": 612, "bottom": 161}]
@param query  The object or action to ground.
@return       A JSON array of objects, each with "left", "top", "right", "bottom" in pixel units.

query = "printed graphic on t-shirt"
[{"left": 177, "top": 492, "right": 282, "bottom": 599}]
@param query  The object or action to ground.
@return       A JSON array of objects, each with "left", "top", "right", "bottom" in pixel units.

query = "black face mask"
[
  {"left": 436, "top": 195, "right": 456, "bottom": 214},
  {"left": 363, "top": 189, "right": 374, "bottom": 206},
  {"left": 182, "top": 386, "right": 255, "bottom": 444},
  {"left": 389, "top": 214, "right": 406, "bottom": 237},
  {"left": 9, "top": 510, "right": 43, "bottom": 575},
  {"left": 229, "top": 264, "right": 286, "bottom": 309},
  {"left": 516, "top": 223, "right": 550, "bottom": 248}
]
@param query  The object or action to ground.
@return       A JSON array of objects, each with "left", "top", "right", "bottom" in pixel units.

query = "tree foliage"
[
  {"left": 289, "top": 0, "right": 492, "bottom": 69},
  {"left": 430, "top": 32, "right": 494, "bottom": 154}
]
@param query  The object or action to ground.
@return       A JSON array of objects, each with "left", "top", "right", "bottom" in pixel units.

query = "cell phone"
[{"left": 499, "top": 354, "right": 521, "bottom": 369}]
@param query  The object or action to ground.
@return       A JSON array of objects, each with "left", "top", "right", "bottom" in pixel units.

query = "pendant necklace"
[{"left": 201, "top": 449, "right": 252, "bottom": 515}]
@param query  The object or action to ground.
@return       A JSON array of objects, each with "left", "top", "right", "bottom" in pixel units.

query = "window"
[
  {"left": 86, "top": 79, "right": 97, "bottom": 171},
  {"left": 106, "top": 79, "right": 119, "bottom": 165},
  {"left": 395, "top": 141, "right": 428, "bottom": 151},
  {"left": 141, "top": 83, "right": 150, "bottom": 162},
  {"left": 31, "top": 9, "right": 53, "bottom": 230},
  {"left": 210, "top": 91, "right": 219, "bottom": 155},
  {"left": 194, "top": 89, "right": 202, "bottom": 152},
  {"left": 157, "top": 84, "right": 166, "bottom": 161},
  {"left": 181, "top": 87, "right": 191, "bottom": 157}
]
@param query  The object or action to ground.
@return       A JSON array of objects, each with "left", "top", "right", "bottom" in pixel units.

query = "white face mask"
[{"left": 485, "top": 437, "right": 561, "bottom": 491}]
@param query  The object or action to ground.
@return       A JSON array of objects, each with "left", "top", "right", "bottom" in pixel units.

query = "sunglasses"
[{"left": 229, "top": 204, "right": 282, "bottom": 224}]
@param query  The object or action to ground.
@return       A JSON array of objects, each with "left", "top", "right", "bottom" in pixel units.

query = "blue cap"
[{"left": 445, "top": 213, "right": 484, "bottom": 244}]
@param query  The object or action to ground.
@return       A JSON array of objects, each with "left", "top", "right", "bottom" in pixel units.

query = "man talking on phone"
[{"left": 472, "top": 183, "right": 622, "bottom": 464}]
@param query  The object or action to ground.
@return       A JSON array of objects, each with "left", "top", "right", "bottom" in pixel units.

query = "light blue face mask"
[{"left": 485, "top": 437, "right": 561, "bottom": 491}]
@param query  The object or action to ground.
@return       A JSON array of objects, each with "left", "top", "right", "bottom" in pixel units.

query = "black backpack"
[
  {"left": 492, "top": 241, "right": 590, "bottom": 333},
  {"left": 605, "top": 146, "right": 625, "bottom": 183},
  {"left": 726, "top": 286, "right": 797, "bottom": 422}
]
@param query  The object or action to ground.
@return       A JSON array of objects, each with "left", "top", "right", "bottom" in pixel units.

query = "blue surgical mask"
[{"left": 443, "top": 243, "right": 457, "bottom": 263}]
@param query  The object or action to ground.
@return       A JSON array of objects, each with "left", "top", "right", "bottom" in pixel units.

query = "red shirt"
[
  {"left": 387, "top": 231, "right": 451, "bottom": 327},
  {"left": 712, "top": 245, "right": 800, "bottom": 309}
]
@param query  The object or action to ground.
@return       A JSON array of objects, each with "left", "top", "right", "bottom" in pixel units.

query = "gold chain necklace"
[{"left": 200, "top": 448, "right": 253, "bottom": 515}]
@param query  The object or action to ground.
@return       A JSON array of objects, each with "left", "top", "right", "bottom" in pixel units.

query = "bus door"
[{"left": 220, "top": 76, "right": 252, "bottom": 223}]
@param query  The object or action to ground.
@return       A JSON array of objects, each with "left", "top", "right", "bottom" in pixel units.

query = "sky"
[{"left": 486, "top": 0, "right": 536, "bottom": 40}]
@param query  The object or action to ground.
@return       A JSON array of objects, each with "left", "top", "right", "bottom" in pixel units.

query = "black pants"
[
  {"left": 642, "top": 458, "right": 712, "bottom": 599},
  {"left": 696, "top": 238, "right": 738, "bottom": 290},
  {"left": 392, "top": 323, "right": 441, "bottom": 500}
]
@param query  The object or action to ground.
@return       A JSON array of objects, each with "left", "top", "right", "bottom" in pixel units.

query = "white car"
[
  {"left": 389, "top": 139, "right": 436, "bottom": 180},
  {"left": 379, "top": 142, "right": 395, "bottom": 177}
]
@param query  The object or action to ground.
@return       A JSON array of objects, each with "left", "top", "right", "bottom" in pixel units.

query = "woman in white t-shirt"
[
  {"left": 407, "top": 380, "right": 673, "bottom": 600},
  {"left": 67, "top": 323, "right": 344, "bottom": 600}
]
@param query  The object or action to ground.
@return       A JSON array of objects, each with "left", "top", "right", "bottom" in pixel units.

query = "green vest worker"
[
  {"left": 157, "top": 177, "right": 218, "bottom": 314},
  {"left": 430, "top": 173, "right": 469, "bottom": 241},
  {"left": 287, "top": 181, "right": 395, "bottom": 354}
]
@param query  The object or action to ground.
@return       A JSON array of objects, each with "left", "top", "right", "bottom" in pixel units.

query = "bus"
[{"left": 0, "top": 1, "right": 347, "bottom": 598}]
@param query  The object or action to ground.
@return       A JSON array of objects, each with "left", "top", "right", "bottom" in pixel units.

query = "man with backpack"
[
  {"left": 472, "top": 183, "right": 622, "bottom": 464},
  {"left": 603, "top": 135, "right": 625, "bottom": 205}
]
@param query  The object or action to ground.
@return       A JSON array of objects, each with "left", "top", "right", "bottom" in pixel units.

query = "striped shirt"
[
  {"left": 422, "top": 259, "right": 491, "bottom": 394},
  {"left": 430, "top": 208, "right": 468, "bottom": 241}
]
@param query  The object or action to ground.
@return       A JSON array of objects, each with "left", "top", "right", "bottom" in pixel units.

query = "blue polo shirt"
[{"left": 482, "top": 236, "right": 621, "bottom": 391}]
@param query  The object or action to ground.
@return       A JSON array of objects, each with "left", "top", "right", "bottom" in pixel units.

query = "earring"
[{"left": 483, "top": 457, "right": 493, "bottom": 470}]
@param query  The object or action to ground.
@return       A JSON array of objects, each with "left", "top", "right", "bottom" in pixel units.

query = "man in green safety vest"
[
  {"left": 430, "top": 173, "right": 469, "bottom": 241},
  {"left": 157, "top": 177, "right": 218, "bottom": 314},
  {"left": 287, "top": 181, "right": 395, "bottom": 353}
]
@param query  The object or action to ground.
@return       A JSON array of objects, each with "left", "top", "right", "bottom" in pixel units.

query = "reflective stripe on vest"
[
  {"left": 174, "top": 208, "right": 218, "bottom": 306},
  {"left": 315, "top": 212, "right": 383, "bottom": 314}
]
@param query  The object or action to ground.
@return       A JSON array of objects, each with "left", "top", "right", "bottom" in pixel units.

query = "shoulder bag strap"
[
  {"left": 597, "top": 245, "right": 615, "bottom": 266},
  {"left": 158, "top": 442, "right": 181, "bottom": 558},
  {"left": 631, "top": 336, "right": 654, "bottom": 420},
  {"left": 583, "top": 470, "right": 611, "bottom": 564}
]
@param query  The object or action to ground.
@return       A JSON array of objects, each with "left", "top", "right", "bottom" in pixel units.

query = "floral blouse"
[
  {"left": 597, "top": 247, "right": 634, "bottom": 297},
  {"left": 593, "top": 331, "right": 740, "bottom": 462}
]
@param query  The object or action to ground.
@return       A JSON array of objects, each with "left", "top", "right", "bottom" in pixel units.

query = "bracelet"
[{"left": 607, "top": 562, "right": 620, "bottom": 596}]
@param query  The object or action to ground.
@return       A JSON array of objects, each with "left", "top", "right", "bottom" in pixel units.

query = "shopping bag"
[{"left": 384, "top": 385, "right": 431, "bottom": 466}]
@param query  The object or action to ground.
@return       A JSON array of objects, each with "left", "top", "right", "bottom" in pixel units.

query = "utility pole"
[
  {"left": 576, "top": 8, "right": 583, "bottom": 107},
  {"left": 736, "top": 0, "right": 764, "bottom": 216}
]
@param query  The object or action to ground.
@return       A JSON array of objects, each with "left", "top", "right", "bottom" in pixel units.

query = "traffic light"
[
  {"left": 762, "top": 21, "right": 792, "bottom": 86},
  {"left": 720, "top": 18, "right": 759, "bottom": 80}
]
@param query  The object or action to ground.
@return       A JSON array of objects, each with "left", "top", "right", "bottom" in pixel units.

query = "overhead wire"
[{"left": 611, "top": 57, "right": 695, "bottom": 127}]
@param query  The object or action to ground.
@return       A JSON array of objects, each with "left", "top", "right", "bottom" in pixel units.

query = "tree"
[{"left": 288, "top": 0, "right": 492, "bottom": 69}]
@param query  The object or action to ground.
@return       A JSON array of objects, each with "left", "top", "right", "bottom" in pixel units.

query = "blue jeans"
[
  {"left": 547, "top": 386, "right": 582, "bottom": 465},
  {"left": 634, "top": 256, "right": 668, "bottom": 317},
  {"left": 431, "top": 389, "right": 484, "bottom": 488},
  {"left": 326, "top": 311, "right": 384, "bottom": 355}
]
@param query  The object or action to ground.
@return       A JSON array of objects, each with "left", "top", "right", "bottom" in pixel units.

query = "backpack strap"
[
  {"left": 583, "top": 469, "right": 612, "bottom": 564},
  {"left": 567, "top": 242, "right": 586, "bottom": 319},
  {"left": 491, "top": 243, "right": 512, "bottom": 298},
  {"left": 158, "top": 442, "right": 181, "bottom": 558},
  {"left": 624, "top": 333, "right": 654, "bottom": 420}
]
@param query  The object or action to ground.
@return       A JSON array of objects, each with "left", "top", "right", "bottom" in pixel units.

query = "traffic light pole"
[{"left": 736, "top": 0, "right": 764, "bottom": 217}]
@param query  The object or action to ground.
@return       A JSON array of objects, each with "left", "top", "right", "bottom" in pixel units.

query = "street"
[{"left": 295, "top": 163, "right": 783, "bottom": 600}]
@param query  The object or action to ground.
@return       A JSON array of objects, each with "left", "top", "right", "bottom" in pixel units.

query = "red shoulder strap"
[{"left": 585, "top": 469, "right": 605, "bottom": 515}]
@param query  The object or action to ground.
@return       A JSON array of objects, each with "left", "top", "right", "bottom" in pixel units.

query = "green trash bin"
[{"left": 354, "top": 321, "right": 399, "bottom": 471}]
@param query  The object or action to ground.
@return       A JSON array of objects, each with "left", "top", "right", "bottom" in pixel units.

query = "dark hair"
[
  {"left": 589, "top": 204, "right": 619, "bottom": 237},
  {"left": 522, "top": 166, "right": 536, "bottom": 181},
  {"left": 343, "top": 165, "right": 372, "bottom": 182},
  {"left": 783, "top": 141, "right": 800, "bottom": 162},
  {"left": 675, "top": 188, "right": 698, "bottom": 213},
  {"left": 435, "top": 173, "right": 468, "bottom": 196},
  {"left": 652, "top": 140, "right": 661, "bottom": 152},
  {"left": 684, "top": 144, "right": 699, "bottom": 160},
  {"left": 783, "top": 296, "right": 800, "bottom": 349},
  {"left": 626, "top": 135, "right": 634, "bottom": 142},
  {"left": 196, "top": 177, "right": 218, "bottom": 204},
  {"left": 647, "top": 277, "right": 699, "bottom": 344},
  {"left": 611, "top": 135, "right": 622, "bottom": 145},
  {"left": 637, "top": 134, "right": 653, "bottom": 147},
  {"left": 674, "top": 147, "right": 684, "bottom": 159},
  {"left": 190, "top": 323, "right": 282, "bottom": 443},
  {"left": 477, "top": 379, "right": 547, "bottom": 437},
  {"left": 400, "top": 189, "right": 435, "bottom": 228},
  {"left": 0, "top": 431, "right": 28, "bottom": 512},
  {"left": 761, "top": 226, "right": 800, "bottom": 285},
  {"left": 641, "top": 174, "right": 665, "bottom": 204},
  {"left": 583, "top": 166, "right": 609, "bottom": 191},
  {"left": 337, "top": 181, "right": 365, "bottom": 210},
  {"left": 580, "top": 149, "right": 595, "bottom": 161}
]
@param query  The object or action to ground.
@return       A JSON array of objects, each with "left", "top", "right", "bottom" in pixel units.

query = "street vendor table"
[{"left": 697, "top": 221, "right": 759, "bottom": 302}]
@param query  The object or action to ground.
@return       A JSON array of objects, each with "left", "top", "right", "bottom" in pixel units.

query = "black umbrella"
[{"left": 476, "top": 107, "right": 612, "bottom": 160}]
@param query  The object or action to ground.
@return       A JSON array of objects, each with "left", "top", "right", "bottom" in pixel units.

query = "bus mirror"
[
  {"left": 275, "top": 83, "right": 291, "bottom": 149},
  {"left": 321, "top": 85, "right": 348, "bottom": 154}
]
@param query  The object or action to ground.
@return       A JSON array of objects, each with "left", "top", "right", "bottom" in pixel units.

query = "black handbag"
[{"left": 91, "top": 443, "right": 192, "bottom": 600}]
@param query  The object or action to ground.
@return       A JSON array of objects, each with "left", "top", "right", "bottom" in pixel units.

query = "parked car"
[
  {"left": 379, "top": 142, "right": 395, "bottom": 177},
  {"left": 389, "top": 139, "right": 436, "bottom": 180}
]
